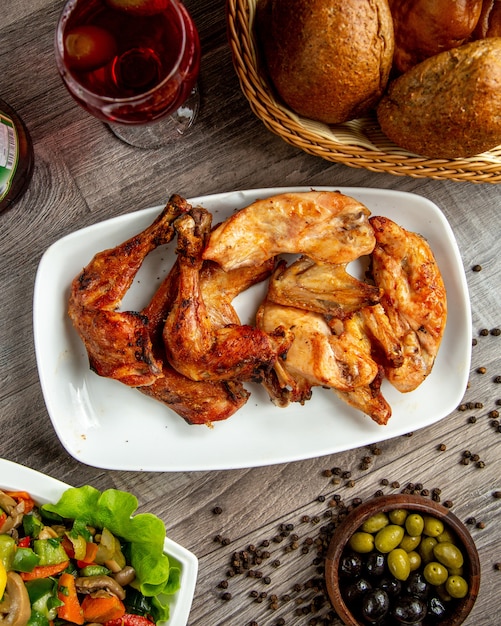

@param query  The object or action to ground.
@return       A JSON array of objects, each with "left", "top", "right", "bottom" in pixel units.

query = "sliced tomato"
[{"left": 105, "top": 614, "right": 156, "bottom": 626}]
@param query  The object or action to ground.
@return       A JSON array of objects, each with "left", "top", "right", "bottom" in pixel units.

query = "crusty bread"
[
  {"left": 389, "top": 0, "right": 483, "bottom": 74},
  {"left": 255, "top": 0, "right": 394, "bottom": 124},
  {"left": 377, "top": 38, "right": 501, "bottom": 158}
]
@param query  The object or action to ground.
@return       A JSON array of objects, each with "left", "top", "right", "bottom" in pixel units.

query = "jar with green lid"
[{"left": 0, "top": 98, "right": 34, "bottom": 213}]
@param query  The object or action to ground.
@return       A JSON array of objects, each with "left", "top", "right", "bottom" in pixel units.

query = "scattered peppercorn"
[
  {"left": 221, "top": 592, "right": 232, "bottom": 601},
  {"left": 213, "top": 506, "right": 223, "bottom": 515},
  {"left": 495, "top": 563, "right": 501, "bottom": 571},
  {"left": 472, "top": 264, "right": 482, "bottom": 272},
  {"left": 438, "top": 443, "right": 447, "bottom": 451},
  {"left": 491, "top": 328, "right": 501, "bottom": 336},
  {"left": 468, "top": 415, "right": 477, "bottom": 423},
  {"left": 493, "top": 491, "right": 501, "bottom": 499},
  {"left": 479, "top": 328, "right": 489, "bottom": 336},
  {"left": 477, "top": 367, "right": 487, "bottom": 374},
  {"left": 494, "top": 376, "right": 501, "bottom": 384},
  {"left": 476, "top": 521, "right": 486, "bottom": 529}
]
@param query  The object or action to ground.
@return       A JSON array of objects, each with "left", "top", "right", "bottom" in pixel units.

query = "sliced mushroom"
[
  {"left": 0, "top": 492, "right": 25, "bottom": 534},
  {"left": 75, "top": 575, "right": 126, "bottom": 600},
  {"left": 112, "top": 566, "right": 136, "bottom": 587},
  {"left": 0, "top": 572, "right": 31, "bottom": 626}
]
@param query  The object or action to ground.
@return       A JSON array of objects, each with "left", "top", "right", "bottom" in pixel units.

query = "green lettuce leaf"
[{"left": 41, "top": 486, "right": 180, "bottom": 601}]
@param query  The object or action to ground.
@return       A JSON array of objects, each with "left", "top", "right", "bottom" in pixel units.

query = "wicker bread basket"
[{"left": 226, "top": 0, "right": 501, "bottom": 184}]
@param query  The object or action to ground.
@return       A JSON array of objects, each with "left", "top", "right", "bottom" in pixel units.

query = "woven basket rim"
[{"left": 226, "top": 0, "right": 501, "bottom": 184}]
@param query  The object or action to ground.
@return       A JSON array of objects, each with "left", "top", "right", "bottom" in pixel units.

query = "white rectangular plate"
[
  {"left": 0, "top": 458, "right": 198, "bottom": 625},
  {"left": 33, "top": 187, "right": 471, "bottom": 471}
]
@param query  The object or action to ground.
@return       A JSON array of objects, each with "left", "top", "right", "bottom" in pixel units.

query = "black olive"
[
  {"left": 365, "top": 551, "right": 386, "bottom": 578},
  {"left": 403, "top": 571, "right": 429, "bottom": 599},
  {"left": 427, "top": 595, "right": 448, "bottom": 621},
  {"left": 391, "top": 595, "right": 427, "bottom": 624},
  {"left": 339, "top": 550, "right": 363, "bottom": 579},
  {"left": 378, "top": 576, "right": 402, "bottom": 598},
  {"left": 343, "top": 577, "right": 372, "bottom": 605},
  {"left": 361, "top": 588, "right": 390, "bottom": 623}
]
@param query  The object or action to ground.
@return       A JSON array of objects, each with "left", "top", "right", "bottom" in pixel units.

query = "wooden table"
[{"left": 1, "top": 1, "right": 500, "bottom": 624}]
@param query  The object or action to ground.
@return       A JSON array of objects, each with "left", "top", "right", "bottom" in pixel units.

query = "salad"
[{"left": 0, "top": 486, "right": 180, "bottom": 626}]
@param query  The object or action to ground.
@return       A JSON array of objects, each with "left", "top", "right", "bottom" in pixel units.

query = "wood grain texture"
[{"left": 0, "top": 1, "right": 500, "bottom": 625}]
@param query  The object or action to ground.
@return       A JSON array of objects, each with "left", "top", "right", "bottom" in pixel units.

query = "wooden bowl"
[{"left": 325, "top": 495, "right": 480, "bottom": 626}]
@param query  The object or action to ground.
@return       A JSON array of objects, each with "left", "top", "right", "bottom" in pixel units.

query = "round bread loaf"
[
  {"left": 389, "top": 0, "right": 483, "bottom": 74},
  {"left": 377, "top": 38, "right": 501, "bottom": 158},
  {"left": 255, "top": 0, "right": 394, "bottom": 125}
]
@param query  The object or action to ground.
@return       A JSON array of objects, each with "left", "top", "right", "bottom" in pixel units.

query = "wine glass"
[{"left": 54, "top": 0, "right": 201, "bottom": 149}]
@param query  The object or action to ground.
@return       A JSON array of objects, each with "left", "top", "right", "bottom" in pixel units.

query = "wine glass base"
[{"left": 107, "top": 84, "right": 200, "bottom": 149}]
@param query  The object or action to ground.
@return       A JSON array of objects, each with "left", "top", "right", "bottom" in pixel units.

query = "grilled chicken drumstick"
[
  {"left": 68, "top": 195, "right": 190, "bottom": 387},
  {"left": 163, "top": 207, "right": 293, "bottom": 383}
]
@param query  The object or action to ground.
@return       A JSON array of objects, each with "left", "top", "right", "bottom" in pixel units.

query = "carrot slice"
[
  {"left": 77, "top": 541, "right": 99, "bottom": 567},
  {"left": 57, "top": 572, "right": 84, "bottom": 625},
  {"left": 20, "top": 561, "right": 70, "bottom": 580},
  {"left": 81, "top": 594, "right": 126, "bottom": 623}
]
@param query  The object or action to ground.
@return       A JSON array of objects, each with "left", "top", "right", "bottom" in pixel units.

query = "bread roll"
[
  {"left": 255, "top": 0, "right": 394, "bottom": 124},
  {"left": 389, "top": 0, "right": 483, "bottom": 74},
  {"left": 377, "top": 38, "right": 501, "bottom": 158}
]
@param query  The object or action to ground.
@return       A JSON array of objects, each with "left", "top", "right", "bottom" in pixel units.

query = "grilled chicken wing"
[
  {"left": 370, "top": 216, "right": 447, "bottom": 393},
  {"left": 203, "top": 191, "right": 376, "bottom": 270},
  {"left": 68, "top": 195, "right": 190, "bottom": 387},
  {"left": 334, "top": 364, "right": 392, "bottom": 426},
  {"left": 163, "top": 207, "right": 292, "bottom": 383},
  {"left": 267, "top": 256, "right": 381, "bottom": 318}
]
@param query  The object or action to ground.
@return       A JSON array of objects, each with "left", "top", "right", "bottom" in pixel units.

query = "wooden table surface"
[{"left": 1, "top": 1, "right": 500, "bottom": 624}]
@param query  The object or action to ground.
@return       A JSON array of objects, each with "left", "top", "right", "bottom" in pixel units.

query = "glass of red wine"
[{"left": 55, "top": 0, "right": 201, "bottom": 149}]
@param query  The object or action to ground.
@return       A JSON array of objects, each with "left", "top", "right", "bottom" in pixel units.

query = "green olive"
[
  {"left": 408, "top": 550, "right": 422, "bottom": 572},
  {"left": 399, "top": 534, "right": 421, "bottom": 552},
  {"left": 375, "top": 524, "right": 405, "bottom": 553},
  {"left": 436, "top": 527, "right": 455, "bottom": 543},
  {"left": 405, "top": 513, "right": 424, "bottom": 537},
  {"left": 348, "top": 531, "right": 375, "bottom": 553},
  {"left": 433, "top": 541, "right": 464, "bottom": 570},
  {"left": 448, "top": 566, "right": 464, "bottom": 576},
  {"left": 389, "top": 509, "right": 408, "bottom": 525},
  {"left": 361, "top": 512, "right": 389, "bottom": 533},
  {"left": 437, "top": 584, "right": 452, "bottom": 602},
  {"left": 387, "top": 548, "right": 411, "bottom": 581},
  {"left": 445, "top": 575, "right": 469, "bottom": 598},
  {"left": 422, "top": 515, "right": 445, "bottom": 537},
  {"left": 419, "top": 536, "right": 438, "bottom": 563},
  {"left": 423, "top": 561, "right": 449, "bottom": 586}
]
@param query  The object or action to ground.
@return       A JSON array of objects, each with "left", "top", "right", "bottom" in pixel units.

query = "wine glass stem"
[{"left": 107, "top": 83, "right": 200, "bottom": 149}]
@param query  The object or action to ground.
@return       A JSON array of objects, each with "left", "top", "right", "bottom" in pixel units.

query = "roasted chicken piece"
[
  {"left": 203, "top": 191, "right": 376, "bottom": 271},
  {"left": 266, "top": 256, "right": 381, "bottom": 318},
  {"left": 163, "top": 207, "right": 293, "bottom": 383},
  {"left": 68, "top": 195, "right": 190, "bottom": 387},
  {"left": 256, "top": 300, "right": 379, "bottom": 404},
  {"left": 334, "top": 364, "right": 392, "bottom": 426},
  {"left": 370, "top": 216, "right": 447, "bottom": 393},
  {"left": 139, "top": 252, "right": 276, "bottom": 425}
]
